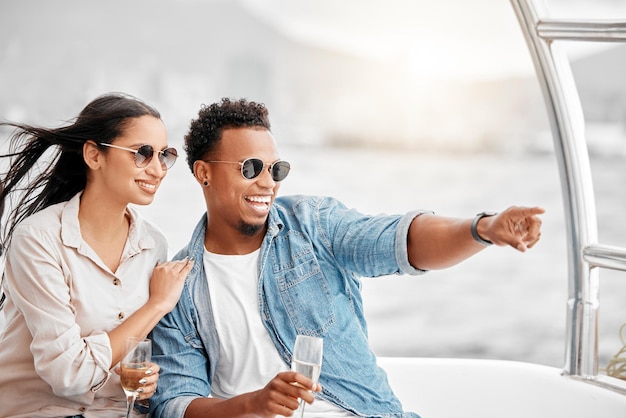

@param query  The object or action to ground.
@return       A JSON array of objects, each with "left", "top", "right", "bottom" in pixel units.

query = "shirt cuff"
[
  {"left": 84, "top": 331, "right": 113, "bottom": 392},
  {"left": 396, "top": 209, "right": 433, "bottom": 275},
  {"left": 160, "top": 395, "right": 199, "bottom": 418}
]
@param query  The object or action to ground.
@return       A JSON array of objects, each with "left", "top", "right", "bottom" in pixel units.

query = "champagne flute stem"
[
  {"left": 125, "top": 393, "right": 137, "bottom": 418},
  {"left": 297, "top": 398, "right": 306, "bottom": 418}
]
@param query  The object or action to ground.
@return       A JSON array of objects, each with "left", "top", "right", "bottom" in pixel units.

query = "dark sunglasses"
[
  {"left": 98, "top": 142, "right": 178, "bottom": 170},
  {"left": 205, "top": 158, "right": 291, "bottom": 182}
]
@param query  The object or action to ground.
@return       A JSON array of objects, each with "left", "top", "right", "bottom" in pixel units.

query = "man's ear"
[
  {"left": 83, "top": 141, "right": 102, "bottom": 170},
  {"left": 194, "top": 160, "right": 210, "bottom": 186}
]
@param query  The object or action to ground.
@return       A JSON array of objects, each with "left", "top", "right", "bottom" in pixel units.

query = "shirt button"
[
  {"left": 113, "top": 278, "right": 121, "bottom": 286},
  {"left": 118, "top": 312, "right": 125, "bottom": 320}
]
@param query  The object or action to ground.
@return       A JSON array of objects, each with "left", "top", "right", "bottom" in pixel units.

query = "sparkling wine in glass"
[
  {"left": 291, "top": 335, "right": 323, "bottom": 418},
  {"left": 120, "top": 337, "right": 151, "bottom": 418}
]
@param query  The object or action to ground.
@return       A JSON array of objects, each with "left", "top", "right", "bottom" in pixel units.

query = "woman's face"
[{"left": 96, "top": 115, "right": 171, "bottom": 207}]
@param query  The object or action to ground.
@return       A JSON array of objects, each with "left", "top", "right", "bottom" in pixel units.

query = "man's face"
[{"left": 204, "top": 127, "right": 283, "bottom": 239}]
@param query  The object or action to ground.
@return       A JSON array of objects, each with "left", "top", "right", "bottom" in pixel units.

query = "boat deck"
[{"left": 380, "top": 357, "right": 626, "bottom": 417}]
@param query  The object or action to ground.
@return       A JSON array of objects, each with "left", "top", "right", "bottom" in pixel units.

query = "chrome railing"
[{"left": 511, "top": 0, "right": 626, "bottom": 394}]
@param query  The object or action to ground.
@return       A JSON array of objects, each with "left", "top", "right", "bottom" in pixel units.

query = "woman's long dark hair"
[{"left": 0, "top": 92, "right": 161, "bottom": 253}]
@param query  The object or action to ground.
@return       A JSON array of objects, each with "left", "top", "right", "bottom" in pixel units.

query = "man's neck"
[{"left": 204, "top": 228, "right": 265, "bottom": 255}]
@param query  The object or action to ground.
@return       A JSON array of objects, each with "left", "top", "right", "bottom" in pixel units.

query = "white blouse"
[{"left": 0, "top": 193, "right": 168, "bottom": 418}]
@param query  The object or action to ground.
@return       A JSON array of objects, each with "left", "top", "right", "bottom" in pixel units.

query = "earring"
[{"left": 203, "top": 181, "right": 208, "bottom": 186}]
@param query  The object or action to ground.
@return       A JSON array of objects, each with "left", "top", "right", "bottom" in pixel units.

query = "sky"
[{"left": 241, "top": 0, "right": 626, "bottom": 81}]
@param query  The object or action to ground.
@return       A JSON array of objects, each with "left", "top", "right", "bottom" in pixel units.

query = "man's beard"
[{"left": 238, "top": 221, "right": 265, "bottom": 237}]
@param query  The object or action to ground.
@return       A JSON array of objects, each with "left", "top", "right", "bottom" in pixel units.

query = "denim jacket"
[{"left": 149, "top": 195, "right": 426, "bottom": 418}]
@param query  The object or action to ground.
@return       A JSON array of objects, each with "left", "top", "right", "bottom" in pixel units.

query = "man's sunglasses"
[
  {"left": 205, "top": 158, "right": 291, "bottom": 182},
  {"left": 98, "top": 142, "right": 178, "bottom": 170}
]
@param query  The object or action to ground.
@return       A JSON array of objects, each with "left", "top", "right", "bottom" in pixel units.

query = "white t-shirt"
[
  {"left": 204, "top": 248, "right": 288, "bottom": 397},
  {"left": 204, "top": 249, "right": 354, "bottom": 417}
]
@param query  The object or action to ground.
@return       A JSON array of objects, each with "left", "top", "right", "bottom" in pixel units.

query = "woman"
[{"left": 0, "top": 93, "right": 194, "bottom": 417}]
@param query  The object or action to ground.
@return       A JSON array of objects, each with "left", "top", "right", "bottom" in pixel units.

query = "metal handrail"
[
  {"left": 584, "top": 244, "right": 626, "bottom": 272},
  {"left": 511, "top": 0, "right": 626, "bottom": 394},
  {"left": 537, "top": 20, "right": 626, "bottom": 41}
]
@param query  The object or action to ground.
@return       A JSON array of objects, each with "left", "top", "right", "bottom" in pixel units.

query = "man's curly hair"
[{"left": 183, "top": 98, "right": 271, "bottom": 173}]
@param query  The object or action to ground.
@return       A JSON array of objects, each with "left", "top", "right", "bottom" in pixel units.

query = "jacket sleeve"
[
  {"left": 314, "top": 196, "right": 428, "bottom": 277},
  {"left": 148, "top": 283, "right": 211, "bottom": 418}
]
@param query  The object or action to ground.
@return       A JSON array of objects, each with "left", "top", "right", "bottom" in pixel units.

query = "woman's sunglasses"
[
  {"left": 98, "top": 142, "right": 178, "bottom": 170},
  {"left": 205, "top": 158, "right": 291, "bottom": 182}
]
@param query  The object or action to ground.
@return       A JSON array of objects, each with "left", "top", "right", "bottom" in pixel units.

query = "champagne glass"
[
  {"left": 291, "top": 335, "right": 323, "bottom": 418},
  {"left": 120, "top": 337, "right": 151, "bottom": 418}
]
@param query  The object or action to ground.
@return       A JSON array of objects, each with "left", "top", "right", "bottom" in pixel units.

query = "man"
[{"left": 149, "top": 98, "right": 544, "bottom": 418}]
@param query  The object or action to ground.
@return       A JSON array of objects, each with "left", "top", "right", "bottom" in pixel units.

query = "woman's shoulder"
[
  {"left": 14, "top": 201, "right": 65, "bottom": 233},
  {"left": 8, "top": 202, "right": 67, "bottom": 258}
]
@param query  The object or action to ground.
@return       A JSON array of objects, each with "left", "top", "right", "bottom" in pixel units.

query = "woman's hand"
[
  {"left": 135, "top": 362, "right": 160, "bottom": 400},
  {"left": 147, "top": 257, "right": 194, "bottom": 314},
  {"left": 114, "top": 362, "right": 160, "bottom": 400}
]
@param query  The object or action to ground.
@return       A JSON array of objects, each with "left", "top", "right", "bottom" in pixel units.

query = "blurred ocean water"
[{"left": 140, "top": 145, "right": 626, "bottom": 369}]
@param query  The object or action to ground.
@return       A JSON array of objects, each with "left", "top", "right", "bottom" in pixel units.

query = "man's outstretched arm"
[{"left": 407, "top": 206, "right": 545, "bottom": 271}]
